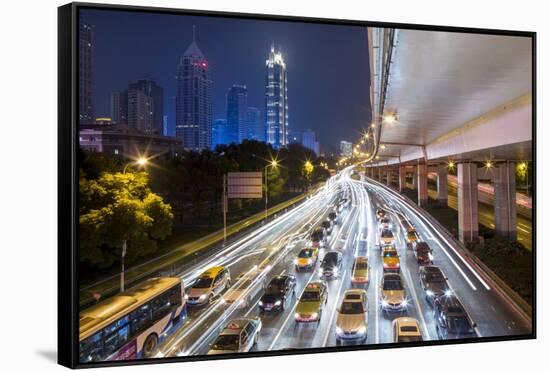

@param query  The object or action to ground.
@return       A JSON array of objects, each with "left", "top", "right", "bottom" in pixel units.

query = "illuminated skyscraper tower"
[
  {"left": 265, "top": 44, "right": 288, "bottom": 148},
  {"left": 176, "top": 27, "right": 212, "bottom": 150}
]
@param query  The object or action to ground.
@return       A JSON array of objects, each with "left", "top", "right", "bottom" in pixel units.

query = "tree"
[{"left": 79, "top": 171, "right": 173, "bottom": 269}]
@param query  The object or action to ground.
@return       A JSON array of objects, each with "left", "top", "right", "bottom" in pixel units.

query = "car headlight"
[
  {"left": 199, "top": 294, "right": 207, "bottom": 301},
  {"left": 381, "top": 299, "right": 389, "bottom": 307},
  {"left": 310, "top": 313, "right": 319, "bottom": 319},
  {"left": 295, "top": 313, "right": 300, "bottom": 319},
  {"left": 307, "top": 258, "right": 312, "bottom": 264},
  {"left": 426, "top": 290, "right": 434, "bottom": 297},
  {"left": 395, "top": 263, "right": 400, "bottom": 268},
  {"left": 258, "top": 300, "right": 264, "bottom": 306},
  {"left": 356, "top": 326, "right": 367, "bottom": 334},
  {"left": 336, "top": 326, "right": 344, "bottom": 335},
  {"left": 274, "top": 300, "right": 282, "bottom": 306},
  {"left": 184, "top": 294, "right": 189, "bottom": 300},
  {"left": 428, "top": 253, "right": 434, "bottom": 261},
  {"left": 333, "top": 268, "right": 339, "bottom": 275},
  {"left": 400, "top": 299, "right": 408, "bottom": 307},
  {"left": 294, "top": 258, "right": 299, "bottom": 264},
  {"left": 444, "top": 289, "right": 452, "bottom": 297}
]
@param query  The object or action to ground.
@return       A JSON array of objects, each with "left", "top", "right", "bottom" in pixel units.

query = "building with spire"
[
  {"left": 176, "top": 26, "right": 213, "bottom": 150},
  {"left": 265, "top": 44, "right": 288, "bottom": 149}
]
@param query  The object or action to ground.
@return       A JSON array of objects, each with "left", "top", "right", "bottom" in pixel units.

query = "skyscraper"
[
  {"left": 246, "top": 107, "right": 264, "bottom": 141},
  {"left": 79, "top": 23, "right": 94, "bottom": 124},
  {"left": 110, "top": 91, "right": 128, "bottom": 125},
  {"left": 212, "top": 118, "right": 227, "bottom": 149},
  {"left": 176, "top": 28, "right": 213, "bottom": 151},
  {"left": 302, "top": 129, "right": 320, "bottom": 156},
  {"left": 265, "top": 44, "right": 288, "bottom": 149},
  {"left": 127, "top": 89, "right": 153, "bottom": 133},
  {"left": 226, "top": 85, "right": 248, "bottom": 144},
  {"left": 128, "top": 79, "right": 164, "bottom": 135}
]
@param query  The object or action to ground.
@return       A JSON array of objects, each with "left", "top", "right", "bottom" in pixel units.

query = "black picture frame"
[{"left": 58, "top": 2, "right": 536, "bottom": 369}]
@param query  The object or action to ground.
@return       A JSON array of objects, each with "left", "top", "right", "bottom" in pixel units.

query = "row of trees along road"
[{"left": 79, "top": 140, "right": 332, "bottom": 273}]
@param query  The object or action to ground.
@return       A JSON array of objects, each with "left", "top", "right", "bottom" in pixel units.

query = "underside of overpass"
[{"left": 363, "top": 27, "right": 533, "bottom": 244}]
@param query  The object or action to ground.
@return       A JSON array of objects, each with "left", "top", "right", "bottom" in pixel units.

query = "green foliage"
[
  {"left": 79, "top": 171, "right": 173, "bottom": 269},
  {"left": 466, "top": 238, "right": 533, "bottom": 305}
]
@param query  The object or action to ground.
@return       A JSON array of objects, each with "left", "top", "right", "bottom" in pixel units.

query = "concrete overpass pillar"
[
  {"left": 417, "top": 162, "right": 428, "bottom": 207},
  {"left": 436, "top": 165, "right": 449, "bottom": 206},
  {"left": 386, "top": 170, "right": 392, "bottom": 186},
  {"left": 399, "top": 166, "right": 406, "bottom": 193},
  {"left": 493, "top": 162, "right": 517, "bottom": 239},
  {"left": 377, "top": 167, "right": 383, "bottom": 181},
  {"left": 411, "top": 167, "right": 418, "bottom": 190},
  {"left": 458, "top": 163, "right": 479, "bottom": 243}
]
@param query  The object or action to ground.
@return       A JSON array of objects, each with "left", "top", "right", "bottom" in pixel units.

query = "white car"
[
  {"left": 335, "top": 289, "right": 368, "bottom": 344},
  {"left": 222, "top": 273, "right": 265, "bottom": 308},
  {"left": 378, "top": 217, "right": 392, "bottom": 230},
  {"left": 379, "top": 228, "right": 395, "bottom": 246},
  {"left": 208, "top": 317, "right": 262, "bottom": 354},
  {"left": 392, "top": 317, "right": 423, "bottom": 343}
]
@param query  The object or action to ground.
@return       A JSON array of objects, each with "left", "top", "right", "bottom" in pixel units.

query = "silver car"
[
  {"left": 208, "top": 317, "right": 262, "bottom": 355},
  {"left": 335, "top": 289, "right": 368, "bottom": 344}
]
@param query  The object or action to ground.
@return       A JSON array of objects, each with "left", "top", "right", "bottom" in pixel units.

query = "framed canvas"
[{"left": 58, "top": 2, "right": 536, "bottom": 368}]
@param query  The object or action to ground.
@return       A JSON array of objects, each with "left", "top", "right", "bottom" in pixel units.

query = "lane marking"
[{"left": 322, "top": 269, "right": 348, "bottom": 347}]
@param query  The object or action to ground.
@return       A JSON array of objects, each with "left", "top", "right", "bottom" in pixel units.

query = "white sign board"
[{"left": 227, "top": 172, "right": 263, "bottom": 199}]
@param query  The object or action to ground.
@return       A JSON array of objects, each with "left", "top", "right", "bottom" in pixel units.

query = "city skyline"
[{"left": 80, "top": 9, "right": 371, "bottom": 149}]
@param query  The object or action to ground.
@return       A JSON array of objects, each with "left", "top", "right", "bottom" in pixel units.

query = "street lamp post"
[
  {"left": 265, "top": 160, "right": 278, "bottom": 220},
  {"left": 120, "top": 157, "right": 148, "bottom": 293}
]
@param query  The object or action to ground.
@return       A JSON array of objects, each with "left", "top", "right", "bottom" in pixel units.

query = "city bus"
[{"left": 79, "top": 277, "right": 187, "bottom": 363}]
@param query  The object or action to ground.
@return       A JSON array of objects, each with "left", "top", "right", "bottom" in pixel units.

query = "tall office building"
[
  {"left": 110, "top": 91, "right": 128, "bottom": 125},
  {"left": 79, "top": 23, "right": 94, "bottom": 124},
  {"left": 212, "top": 118, "right": 227, "bottom": 149},
  {"left": 176, "top": 28, "right": 213, "bottom": 151},
  {"left": 265, "top": 44, "right": 288, "bottom": 149},
  {"left": 302, "top": 129, "right": 320, "bottom": 156},
  {"left": 226, "top": 85, "right": 248, "bottom": 144},
  {"left": 128, "top": 79, "right": 164, "bottom": 135},
  {"left": 127, "top": 89, "right": 153, "bottom": 133},
  {"left": 340, "top": 140, "right": 353, "bottom": 157},
  {"left": 246, "top": 107, "right": 264, "bottom": 141}
]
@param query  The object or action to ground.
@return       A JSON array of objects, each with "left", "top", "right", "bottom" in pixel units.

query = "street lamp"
[
  {"left": 120, "top": 156, "right": 148, "bottom": 293},
  {"left": 123, "top": 156, "right": 148, "bottom": 174},
  {"left": 265, "top": 159, "right": 279, "bottom": 219}
]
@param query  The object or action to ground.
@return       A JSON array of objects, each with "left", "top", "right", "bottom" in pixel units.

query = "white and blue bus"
[{"left": 79, "top": 277, "right": 187, "bottom": 363}]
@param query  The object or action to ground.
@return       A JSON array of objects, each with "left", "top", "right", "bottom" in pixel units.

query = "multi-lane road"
[{"left": 154, "top": 167, "right": 532, "bottom": 358}]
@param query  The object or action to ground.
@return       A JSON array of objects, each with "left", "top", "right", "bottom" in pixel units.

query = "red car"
[{"left": 414, "top": 242, "right": 433, "bottom": 265}]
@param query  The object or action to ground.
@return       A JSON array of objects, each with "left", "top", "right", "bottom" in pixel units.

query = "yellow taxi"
[
  {"left": 295, "top": 281, "right": 328, "bottom": 323},
  {"left": 382, "top": 246, "right": 400, "bottom": 273},
  {"left": 406, "top": 229, "right": 418, "bottom": 249},
  {"left": 351, "top": 256, "right": 370, "bottom": 285},
  {"left": 294, "top": 247, "right": 318, "bottom": 271}
]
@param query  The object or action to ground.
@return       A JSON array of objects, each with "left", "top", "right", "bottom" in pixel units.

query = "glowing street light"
[
  {"left": 380, "top": 144, "right": 387, "bottom": 149},
  {"left": 265, "top": 159, "right": 279, "bottom": 218},
  {"left": 123, "top": 157, "right": 149, "bottom": 174},
  {"left": 383, "top": 114, "right": 397, "bottom": 124},
  {"left": 447, "top": 160, "right": 455, "bottom": 170},
  {"left": 484, "top": 160, "right": 493, "bottom": 169}
]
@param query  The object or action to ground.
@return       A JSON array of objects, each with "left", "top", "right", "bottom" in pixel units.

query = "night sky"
[{"left": 81, "top": 8, "right": 371, "bottom": 150}]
